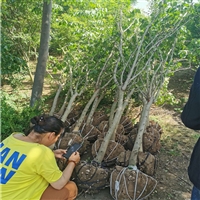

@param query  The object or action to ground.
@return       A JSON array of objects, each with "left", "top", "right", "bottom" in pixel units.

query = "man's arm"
[
  {"left": 50, "top": 152, "right": 80, "bottom": 190},
  {"left": 181, "top": 67, "right": 200, "bottom": 130}
]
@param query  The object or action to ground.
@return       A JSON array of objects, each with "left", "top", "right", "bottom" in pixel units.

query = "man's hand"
[
  {"left": 68, "top": 152, "right": 80, "bottom": 165},
  {"left": 53, "top": 149, "right": 66, "bottom": 159}
]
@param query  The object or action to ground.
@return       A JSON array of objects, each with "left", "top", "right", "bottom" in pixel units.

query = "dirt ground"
[{"left": 75, "top": 68, "right": 199, "bottom": 200}]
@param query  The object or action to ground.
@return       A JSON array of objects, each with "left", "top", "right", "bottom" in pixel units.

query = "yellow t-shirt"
[{"left": 0, "top": 133, "right": 62, "bottom": 200}]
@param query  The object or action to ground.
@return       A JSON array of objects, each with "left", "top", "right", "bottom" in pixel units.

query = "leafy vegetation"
[
  {"left": 1, "top": 0, "right": 42, "bottom": 85},
  {"left": 1, "top": 91, "right": 43, "bottom": 140},
  {"left": 1, "top": 0, "right": 200, "bottom": 148}
]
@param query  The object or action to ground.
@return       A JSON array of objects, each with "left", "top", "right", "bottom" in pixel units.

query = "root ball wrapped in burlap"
[
  {"left": 67, "top": 110, "right": 81, "bottom": 126},
  {"left": 137, "top": 152, "right": 156, "bottom": 176},
  {"left": 116, "top": 150, "right": 131, "bottom": 167},
  {"left": 120, "top": 116, "right": 134, "bottom": 134},
  {"left": 91, "top": 111, "right": 109, "bottom": 127},
  {"left": 97, "top": 121, "right": 109, "bottom": 133},
  {"left": 79, "top": 123, "right": 101, "bottom": 142},
  {"left": 56, "top": 158, "right": 68, "bottom": 171},
  {"left": 143, "top": 121, "right": 162, "bottom": 154},
  {"left": 98, "top": 121, "right": 125, "bottom": 136},
  {"left": 124, "top": 131, "right": 137, "bottom": 150},
  {"left": 110, "top": 166, "right": 157, "bottom": 200},
  {"left": 55, "top": 132, "right": 88, "bottom": 155},
  {"left": 72, "top": 161, "right": 110, "bottom": 194},
  {"left": 115, "top": 133, "right": 128, "bottom": 146},
  {"left": 125, "top": 121, "right": 162, "bottom": 154},
  {"left": 92, "top": 139, "right": 125, "bottom": 166},
  {"left": 70, "top": 123, "right": 101, "bottom": 142},
  {"left": 116, "top": 151, "right": 156, "bottom": 176},
  {"left": 97, "top": 122, "right": 127, "bottom": 146}
]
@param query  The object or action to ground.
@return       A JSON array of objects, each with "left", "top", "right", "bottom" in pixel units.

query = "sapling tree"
[
  {"left": 93, "top": 10, "right": 145, "bottom": 164},
  {"left": 85, "top": 91, "right": 105, "bottom": 125},
  {"left": 49, "top": 83, "right": 63, "bottom": 116},
  {"left": 72, "top": 51, "right": 114, "bottom": 131},
  {"left": 108, "top": 2, "right": 194, "bottom": 200},
  {"left": 60, "top": 59, "right": 89, "bottom": 123},
  {"left": 47, "top": 0, "right": 134, "bottom": 125},
  {"left": 57, "top": 90, "right": 70, "bottom": 117},
  {"left": 127, "top": 0, "right": 193, "bottom": 167},
  {"left": 93, "top": 0, "right": 193, "bottom": 165},
  {"left": 129, "top": 47, "right": 176, "bottom": 166}
]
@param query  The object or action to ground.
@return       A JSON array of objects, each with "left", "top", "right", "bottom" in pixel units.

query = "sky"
[
  {"left": 134, "top": 0, "right": 149, "bottom": 12},
  {"left": 134, "top": 0, "right": 199, "bottom": 13}
]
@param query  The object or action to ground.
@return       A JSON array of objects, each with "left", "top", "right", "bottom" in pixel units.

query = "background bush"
[{"left": 1, "top": 91, "right": 43, "bottom": 140}]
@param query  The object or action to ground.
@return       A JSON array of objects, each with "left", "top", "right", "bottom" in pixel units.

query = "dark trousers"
[{"left": 191, "top": 186, "right": 200, "bottom": 200}]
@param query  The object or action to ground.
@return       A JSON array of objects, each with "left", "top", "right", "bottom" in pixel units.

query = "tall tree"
[{"left": 30, "top": 0, "right": 52, "bottom": 106}]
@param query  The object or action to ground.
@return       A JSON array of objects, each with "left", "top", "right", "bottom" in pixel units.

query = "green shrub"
[
  {"left": 1, "top": 91, "right": 43, "bottom": 140},
  {"left": 156, "top": 78, "right": 179, "bottom": 106}
]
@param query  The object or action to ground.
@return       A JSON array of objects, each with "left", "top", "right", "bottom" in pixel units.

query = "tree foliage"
[
  {"left": 1, "top": 0, "right": 42, "bottom": 84},
  {"left": 2, "top": 0, "right": 199, "bottom": 139}
]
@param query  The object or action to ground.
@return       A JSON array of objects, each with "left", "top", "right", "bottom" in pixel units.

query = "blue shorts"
[{"left": 191, "top": 186, "right": 200, "bottom": 200}]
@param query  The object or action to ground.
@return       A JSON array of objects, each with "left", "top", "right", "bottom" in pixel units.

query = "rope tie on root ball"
[
  {"left": 104, "top": 141, "right": 118, "bottom": 161},
  {"left": 81, "top": 124, "right": 95, "bottom": 140},
  {"left": 72, "top": 161, "right": 110, "bottom": 194},
  {"left": 110, "top": 165, "right": 157, "bottom": 200},
  {"left": 92, "top": 139, "right": 125, "bottom": 167}
]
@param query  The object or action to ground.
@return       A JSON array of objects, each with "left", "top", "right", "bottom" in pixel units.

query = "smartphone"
[{"left": 62, "top": 143, "right": 82, "bottom": 159}]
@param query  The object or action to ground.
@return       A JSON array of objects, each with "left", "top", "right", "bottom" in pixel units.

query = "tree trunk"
[
  {"left": 49, "top": 84, "right": 62, "bottom": 116},
  {"left": 108, "top": 89, "right": 119, "bottom": 126},
  {"left": 61, "top": 93, "right": 78, "bottom": 122},
  {"left": 57, "top": 90, "right": 70, "bottom": 116},
  {"left": 86, "top": 91, "right": 104, "bottom": 125},
  {"left": 30, "top": 0, "right": 52, "bottom": 107},
  {"left": 128, "top": 96, "right": 154, "bottom": 166},
  {"left": 73, "top": 89, "right": 100, "bottom": 132},
  {"left": 93, "top": 88, "right": 124, "bottom": 163}
]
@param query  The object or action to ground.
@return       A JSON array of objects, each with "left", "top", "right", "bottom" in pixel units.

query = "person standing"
[{"left": 181, "top": 67, "right": 200, "bottom": 199}]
